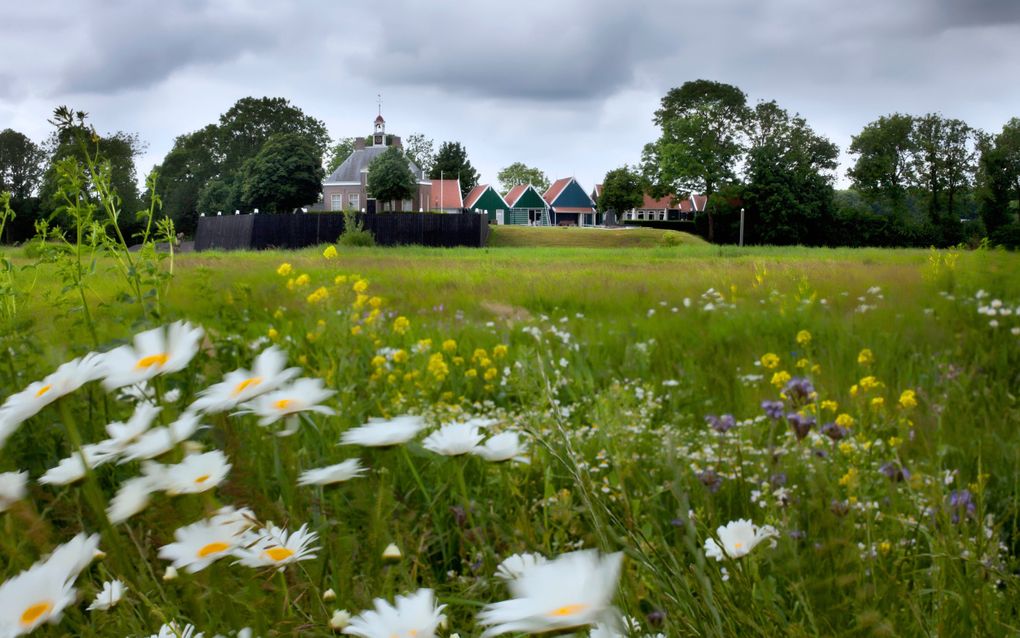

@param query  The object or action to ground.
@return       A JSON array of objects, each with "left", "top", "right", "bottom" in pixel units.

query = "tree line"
[
  {"left": 599, "top": 79, "right": 1020, "bottom": 248},
  {"left": 2, "top": 87, "right": 1018, "bottom": 246}
]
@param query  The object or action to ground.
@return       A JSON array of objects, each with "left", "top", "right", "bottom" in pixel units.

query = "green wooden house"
[
  {"left": 544, "top": 177, "right": 598, "bottom": 226},
  {"left": 464, "top": 184, "right": 509, "bottom": 223},
  {"left": 504, "top": 184, "right": 551, "bottom": 225}
]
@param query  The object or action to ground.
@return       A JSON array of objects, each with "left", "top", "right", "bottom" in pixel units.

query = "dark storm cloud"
[
  {"left": 56, "top": 0, "right": 286, "bottom": 94},
  {"left": 349, "top": 0, "right": 677, "bottom": 100},
  {"left": 929, "top": 0, "right": 1020, "bottom": 28}
]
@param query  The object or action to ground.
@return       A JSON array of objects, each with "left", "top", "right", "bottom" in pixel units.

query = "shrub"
[
  {"left": 989, "top": 222, "right": 1020, "bottom": 250},
  {"left": 338, "top": 209, "right": 375, "bottom": 247}
]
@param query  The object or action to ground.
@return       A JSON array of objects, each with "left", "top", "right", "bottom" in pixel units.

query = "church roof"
[
  {"left": 324, "top": 146, "right": 423, "bottom": 184},
  {"left": 375, "top": 114, "right": 385, "bottom": 124}
]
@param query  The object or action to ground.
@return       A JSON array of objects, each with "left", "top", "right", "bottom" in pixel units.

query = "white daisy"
[
  {"left": 423, "top": 422, "right": 486, "bottom": 457},
  {"left": 86, "top": 579, "right": 126, "bottom": 612},
  {"left": 704, "top": 519, "right": 779, "bottom": 561},
  {"left": 494, "top": 552, "right": 547, "bottom": 583},
  {"left": 148, "top": 450, "right": 231, "bottom": 495},
  {"left": 297, "top": 459, "right": 367, "bottom": 486},
  {"left": 233, "top": 524, "right": 319, "bottom": 569},
  {"left": 104, "top": 402, "right": 162, "bottom": 450},
  {"left": 189, "top": 346, "right": 300, "bottom": 414},
  {"left": 38, "top": 442, "right": 119, "bottom": 486},
  {"left": 0, "top": 533, "right": 99, "bottom": 636},
  {"left": 0, "top": 352, "right": 105, "bottom": 449},
  {"left": 472, "top": 431, "right": 530, "bottom": 464},
  {"left": 119, "top": 412, "right": 202, "bottom": 462},
  {"left": 478, "top": 549, "right": 623, "bottom": 637},
  {"left": 149, "top": 622, "right": 203, "bottom": 638},
  {"left": 107, "top": 476, "right": 156, "bottom": 524},
  {"left": 100, "top": 321, "right": 204, "bottom": 390},
  {"left": 236, "top": 378, "right": 335, "bottom": 434},
  {"left": 0, "top": 471, "right": 28, "bottom": 512},
  {"left": 341, "top": 415, "right": 426, "bottom": 447},
  {"left": 158, "top": 510, "right": 253, "bottom": 573},
  {"left": 342, "top": 589, "right": 446, "bottom": 638}
]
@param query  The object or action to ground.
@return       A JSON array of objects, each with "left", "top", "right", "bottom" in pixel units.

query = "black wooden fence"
[{"left": 194, "top": 212, "right": 489, "bottom": 251}]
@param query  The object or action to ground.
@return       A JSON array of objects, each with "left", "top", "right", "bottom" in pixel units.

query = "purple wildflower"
[
  {"left": 879, "top": 462, "right": 910, "bottom": 482},
  {"left": 786, "top": 412, "right": 816, "bottom": 440},
  {"left": 782, "top": 377, "right": 815, "bottom": 407},
  {"left": 761, "top": 400, "right": 785, "bottom": 420},
  {"left": 820, "top": 422, "right": 848, "bottom": 441},
  {"left": 705, "top": 414, "right": 736, "bottom": 433},
  {"left": 947, "top": 489, "right": 976, "bottom": 524}
]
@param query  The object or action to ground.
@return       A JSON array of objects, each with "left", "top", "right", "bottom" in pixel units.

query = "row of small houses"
[{"left": 318, "top": 114, "right": 706, "bottom": 226}]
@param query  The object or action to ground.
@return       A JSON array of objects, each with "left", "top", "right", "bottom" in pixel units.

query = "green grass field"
[
  {"left": 2, "top": 241, "right": 1020, "bottom": 637},
  {"left": 486, "top": 225, "right": 706, "bottom": 248}
]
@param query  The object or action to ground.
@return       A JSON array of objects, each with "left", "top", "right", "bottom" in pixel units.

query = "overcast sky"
[{"left": 2, "top": 0, "right": 1019, "bottom": 192}]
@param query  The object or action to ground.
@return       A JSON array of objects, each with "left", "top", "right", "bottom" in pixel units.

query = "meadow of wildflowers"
[{"left": 2, "top": 236, "right": 1020, "bottom": 637}]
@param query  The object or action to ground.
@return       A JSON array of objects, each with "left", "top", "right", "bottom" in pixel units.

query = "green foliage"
[
  {"left": 598, "top": 165, "right": 645, "bottom": 216},
  {"left": 847, "top": 114, "right": 916, "bottom": 217},
  {"left": 404, "top": 132, "right": 436, "bottom": 176},
  {"left": 196, "top": 176, "right": 240, "bottom": 215},
  {"left": 644, "top": 80, "right": 750, "bottom": 241},
  {"left": 497, "top": 162, "right": 550, "bottom": 193},
  {"left": 156, "top": 125, "right": 220, "bottom": 235},
  {"left": 431, "top": 141, "right": 479, "bottom": 197},
  {"left": 338, "top": 209, "right": 376, "bottom": 247},
  {"left": 326, "top": 136, "right": 357, "bottom": 174},
  {"left": 367, "top": 146, "right": 417, "bottom": 208},
  {"left": 0, "top": 128, "right": 45, "bottom": 202},
  {"left": 989, "top": 222, "right": 1020, "bottom": 249},
  {"left": 743, "top": 101, "right": 839, "bottom": 245},
  {"left": 239, "top": 132, "right": 324, "bottom": 213}
]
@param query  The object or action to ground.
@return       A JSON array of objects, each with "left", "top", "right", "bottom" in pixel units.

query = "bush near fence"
[{"left": 194, "top": 212, "right": 488, "bottom": 251}]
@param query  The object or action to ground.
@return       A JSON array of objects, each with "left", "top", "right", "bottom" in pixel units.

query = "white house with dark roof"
[{"left": 322, "top": 114, "right": 431, "bottom": 212}]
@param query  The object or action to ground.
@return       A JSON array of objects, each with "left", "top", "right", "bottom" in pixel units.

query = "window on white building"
[
  {"left": 349, "top": 193, "right": 360, "bottom": 210},
  {"left": 403, "top": 199, "right": 413, "bottom": 212},
  {"left": 331, "top": 194, "right": 342, "bottom": 211}
]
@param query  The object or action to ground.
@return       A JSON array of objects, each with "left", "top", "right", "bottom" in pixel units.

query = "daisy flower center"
[
  {"left": 274, "top": 399, "right": 293, "bottom": 411},
  {"left": 232, "top": 377, "right": 263, "bottom": 396},
  {"left": 262, "top": 547, "right": 295, "bottom": 562},
  {"left": 734, "top": 542, "right": 744, "bottom": 549},
  {"left": 549, "top": 603, "right": 587, "bottom": 617},
  {"left": 136, "top": 353, "right": 169, "bottom": 370},
  {"left": 194, "top": 474, "right": 211, "bottom": 484},
  {"left": 197, "top": 541, "right": 230, "bottom": 557},
  {"left": 34, "top": 384, "right": 53, "bottom": 398},
  {"left": 20, "top": 601, "right": 53, "bottom": 626}
]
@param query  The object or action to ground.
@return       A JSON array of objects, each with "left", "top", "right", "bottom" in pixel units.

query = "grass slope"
[{"left": 487, "top": 224, "right": 705, "bottom": 248}]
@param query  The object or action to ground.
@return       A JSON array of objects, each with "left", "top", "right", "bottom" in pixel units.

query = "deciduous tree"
[
  {"left": 598, "top": 166, "right": 645, "bottom": 221},
  {"left": 431, "top": 141, "right": 478, "bottom": 197},
  {"left": 403, "top": 133, "right": 435, "bottom": 176},
  {"left": 847, "top": 114, "right": 915, "bottom": 218},
  {"left": 497, "top": 162, "right": 550, "bottom": 193},
  {"left": 240, "top": 133, "right": 324, "bottom": 213},
  {"left": 644, "top": 80, "right": 750, "bottom": 241},
  {"left": 367, "top": 146, "right": 417, "bottom": 211}
]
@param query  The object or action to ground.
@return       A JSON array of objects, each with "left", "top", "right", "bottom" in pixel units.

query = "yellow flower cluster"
[
  {"left": 857, "top": 348, "right": 874, "bottom": 365},
  {"left": 898, "top": 389, "right": 917, "bottom": 409},
  {"left": 276, "top": 262, "right": 292, "bottom": 276},
  {"left": 771, "top": 370, "right": 791, "bottom": 388},
  {"left": 821, "top": 400, "right": 839, "bottom": 412},
  {"left": 392, "top": 316, "right": 410, "bottom": 335},
  {"left": 306, "top": 287, "right": 329, "bottom": 304},
  {"left": 428, "top": 353, "right": 448, "bottom": 381},
  {"left": 761, "top": 353, "right": 780, "bottom": 369},
  {"left": 352, "top": 279, "right": 369, "bottom": 294},
  {"left": 442, "top": 339, "right": 457, "bottom": 353},
  {"left": 322, "top": 245, "right": 338, "bottom": 259},
  {"left": 835, "top": 413, "right": 855, "bottom": 428},
  {"left": 796, "top": 330, "right": 812, "bottom": 346}
]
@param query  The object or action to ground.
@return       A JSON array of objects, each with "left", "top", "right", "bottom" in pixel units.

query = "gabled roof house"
[
  {"left": 464, "top": 184, "right": 510, "bottom": 223},
  {"left": 544, "top": 177, "right": 598, "bottom": 226},
  {"left": 504, "top": 184, "right": 550, "bottom": 225},
  {"left": 430, "top": 179, "right": 463, "bottom": 213}
]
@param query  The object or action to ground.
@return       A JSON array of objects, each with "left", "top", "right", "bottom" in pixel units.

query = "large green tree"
[
  {"left": 326, "top": 137, "right": 356, "bottom": 174},
  {"left": 643, "top": 79, "right": 750, "bottom": 241},
  {"left": 39, "top": 126, "right": 144, "bottom": 234},
  {"left": 240, "top": 133, "right": 324, "bottom": 213},
  {"left": 598, "top": 166, "right": 645, "bottom": 221},
  {"left": 0, "top": 129, "right": 45, "bottom": 201},
  {"left": 215, "top": 97, "right": 329, "bottom": 174},
  {"left": 497, "top": 162, "right": 549, "bottom": 193},
  {"left": 909, "top": 113, "right": 975, "bottom": 228},
  {"left": 743, "top": 101, "right": 839, "bottom": 245},
  {"left": 430, "top": 141, "right": 479, "bottom": 197},
  {"left": 847, "top": 114, "right": 915, "bottom": 218},
  {"left": 403, "top": 133, "right": 435, "bottom": 176},
  {"left": 156, "top": 125, "right": 219, "bottom": 234},
  {"left": 997, "top": 118, "right": 1020, "bottom": 215},
  {"left": 976, "top": 131, "right": 1015, "bottom": 233},
  {"left": 367, "top": 146, "right": 417, "bottom": 211}
]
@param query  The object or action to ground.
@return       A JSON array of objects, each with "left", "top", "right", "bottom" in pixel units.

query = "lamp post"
[{"left": 739, "top": 208, "right": 745, "bottom": 247}]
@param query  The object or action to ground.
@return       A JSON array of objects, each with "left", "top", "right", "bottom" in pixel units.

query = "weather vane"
[{"left": 377, "top": 93, "right": 382, "bottom": 117}]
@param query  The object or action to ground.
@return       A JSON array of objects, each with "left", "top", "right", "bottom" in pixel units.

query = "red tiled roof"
[
  {"left": 551, "top": 206, "right": 595, "bottom": 213},
  {"left": 543, "top": 177, "right": 572, "bottom": 205},
  {"left": 464, "top": 184, "right": 488, "bottom": 209},
  {"left": 430, "top": 179, "right": 463, "bottom": 209},
  {"left": 374, "top": 115, "right": 385, "bottom": 124},
  {"left": 642, "top": 194, "right": 673, "bottom": 209},
  {"left": 593, "top": 183, "right": 603, "bottom": 199},
  {"left": 504, "top": 184, "right": 528, "bottom": 207}
]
